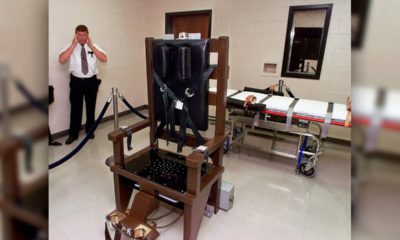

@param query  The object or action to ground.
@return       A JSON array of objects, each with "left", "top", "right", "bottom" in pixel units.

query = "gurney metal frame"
[{"left": 228, "top": 113, "right": 322, "bottom": 176}]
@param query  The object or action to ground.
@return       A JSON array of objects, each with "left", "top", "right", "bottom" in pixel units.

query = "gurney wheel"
[
  {"left": 300, "top": 163, "right": 315, "bottom": 177},
  {"left": 305, "top": 145, "right": 316, "bottom": 154}
]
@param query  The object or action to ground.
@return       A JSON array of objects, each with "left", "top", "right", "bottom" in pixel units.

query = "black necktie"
[{"left": 81, "top": 45, "right": 88, "bottom": 75}]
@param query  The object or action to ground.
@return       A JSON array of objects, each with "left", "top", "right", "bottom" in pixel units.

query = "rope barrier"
[
  {"left": 14, "top": 80, "right": 48, "bottom": 115},
  {"left": 120, "top": 96, "right": 148, "bottom": 119},
  {"left": 49, "top": 98, "right": 111, "bottom": 169}
]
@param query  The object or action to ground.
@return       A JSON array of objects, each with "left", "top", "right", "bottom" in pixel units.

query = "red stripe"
[{"left": 352, "top": 116, "right": 400, "bottom": 131}]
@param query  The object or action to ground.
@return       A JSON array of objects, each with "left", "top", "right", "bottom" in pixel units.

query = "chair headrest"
[{"left": 152, "top": 39, "right": 211, "bottom": 131}]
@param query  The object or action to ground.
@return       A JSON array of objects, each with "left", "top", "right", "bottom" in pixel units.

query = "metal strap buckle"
[
  {"left": 160, "top": 84, "right": 167, "bottom": 93},
  {"left": 185, "top": 88, "right": 194, "bottom": 98}
]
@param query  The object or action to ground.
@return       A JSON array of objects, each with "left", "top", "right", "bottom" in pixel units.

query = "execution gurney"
[{"left": 209, "top": 85, "right": 351, "bottom": 177}]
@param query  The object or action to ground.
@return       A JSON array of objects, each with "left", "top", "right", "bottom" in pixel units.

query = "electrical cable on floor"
[
  {"left": 147, "top": 207, "right": 177, "bottom": 221},
  {"left": 150, "top": 211, "right": 183, "bottom": 229}
]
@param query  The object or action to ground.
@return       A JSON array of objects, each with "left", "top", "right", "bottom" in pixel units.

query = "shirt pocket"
[{"left": 87, "top": 53, "right": 97, "bottom": 69}]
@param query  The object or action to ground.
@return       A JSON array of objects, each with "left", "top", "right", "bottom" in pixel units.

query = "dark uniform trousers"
[{"left": 69, "top": 74, "right": 101, "bottom": 138}]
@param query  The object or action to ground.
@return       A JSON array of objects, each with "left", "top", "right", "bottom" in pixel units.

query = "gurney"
[{"left": 209, "top": 85, "right": 352, "bottom": 177}]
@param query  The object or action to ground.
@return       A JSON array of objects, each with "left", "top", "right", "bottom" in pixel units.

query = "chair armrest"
[
  {"left": 0, "top": 124, "right": 48, "bottom": 156},
  {"left": 204, "top": 133, "right": 228, "bottom": 155},
  {"left": 186, "top": 132, "right": 228, "bottom": 168},
  {"left": 108, "top": 119, "right": 150, "bottom": 142}
]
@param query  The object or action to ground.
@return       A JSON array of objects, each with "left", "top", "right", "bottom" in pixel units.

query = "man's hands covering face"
[
  {"left": 72, "top": 34, "right": 78, "bottom": 46},
  {"left": 87, "top": 36, "right": 94, "bottom": 49}
]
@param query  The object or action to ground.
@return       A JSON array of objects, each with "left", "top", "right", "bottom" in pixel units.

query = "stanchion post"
[
  {"left": 0, "top": 65, "right": 11, "bottom": 137},
  {"left": 278, "top": 79, "right": 284, "bottom": 93},
  {"left": 112, "top": 87, "right": 119, "bottom": 131}
]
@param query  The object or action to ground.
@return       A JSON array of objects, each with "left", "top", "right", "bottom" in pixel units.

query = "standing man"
[{"left": 59, "top": 25, "right": 107, "bottom": 144}]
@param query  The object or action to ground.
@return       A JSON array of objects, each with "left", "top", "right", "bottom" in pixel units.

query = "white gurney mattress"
[
  {"left": 230, "top": 91, "right": 268, "bottom": 104},
  {"left": 263, "top": 96, "right": 348, "bottom": 122},
  {"left": 210, "top": 88, "right": 349, "bottom": 122}
]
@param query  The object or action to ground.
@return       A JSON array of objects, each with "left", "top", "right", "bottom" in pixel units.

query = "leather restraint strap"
[
  {"left": 259, "top": 94, "right": 273, "bottom": 104},
  {"left": 177, "top": 65, "right": 216, "bottom": 152},
  {"left": 121, "top": 127, "right": 133, "bottom": 151},
  {"left": 285, "top": 98, "right": 299, "bottom": 131},
  {"left": 243, "top": 95, "right": 257, "bottom": 108},
  {"left": 285, "top": 86, "right": 295, "bottom": 98},
  {"left": 184, "top": 65, "right": 216, "bottom": 97},
  {"left": 154, "top": 65, "right": 215, "bottom": 152},
  {"left": 17, "top": 134, "right": 33, "bottom": 173},
  {"left": 321, "top": 102, "right": 334, "bottom": 138},
  {"left": 344, "top": 96, "right": 352, "bottom": 127},
  {"left": 344, "top": 112, "right": 351, "bottom": 127},
  {"left": 153, "top": 71, "right": 178, "bottom": 144},
  {"left": 227, "top": 90, "right": 241, "bottom": 98},
  {"left": 260, "top": 95, "right": 273, "bottom": 123},
  {"left": 105, "top": 222, "right": 122, "bottom": 240},
  {"left": 365, "top": 89, "right": 385, "bottom": 151},
  {"left": 177, "top": 98, "right": 206, "bottom": 152}
]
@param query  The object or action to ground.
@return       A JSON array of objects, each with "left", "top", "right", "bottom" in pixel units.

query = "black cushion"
[
  {"left": 49, "top": 85, "right": 54, "bottom": 105},
  {"left": 243, "top": 86, "right": 269, "bottom": 94},
  {"left": 152, "top": 39, "right": 210, "bottom": 131}
]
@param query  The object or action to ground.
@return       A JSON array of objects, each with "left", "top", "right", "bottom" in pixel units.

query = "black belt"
[{"left": 71, "top": 74, "right": 97, "bottom": 80}]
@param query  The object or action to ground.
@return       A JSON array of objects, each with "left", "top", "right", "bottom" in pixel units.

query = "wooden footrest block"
[{"left": 107, "top": 210, "right": 159, "bottom": 239}]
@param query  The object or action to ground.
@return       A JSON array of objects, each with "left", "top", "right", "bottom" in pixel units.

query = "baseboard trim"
[
  {"left": 324, "top": 137, "right": 351, "bottom": 146},
  {"left": 52, "top": 104, "right": 148, "bottom": 139},
  {"left": 0, "top": 97, "right": 48, "bottom": 117}
]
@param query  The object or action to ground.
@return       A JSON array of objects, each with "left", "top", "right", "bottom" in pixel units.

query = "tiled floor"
[{"left": 49, "top": 111, "right": 351, "bottom": 240}]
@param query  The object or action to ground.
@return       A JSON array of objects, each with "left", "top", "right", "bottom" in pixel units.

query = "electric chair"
[{"left": 106, "top": 36, "right": 229, "bottom": 240}]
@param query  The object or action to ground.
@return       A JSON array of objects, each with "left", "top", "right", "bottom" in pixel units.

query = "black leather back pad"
[{"left": 152, "top": 39, "right": 210, "bottom": 131}]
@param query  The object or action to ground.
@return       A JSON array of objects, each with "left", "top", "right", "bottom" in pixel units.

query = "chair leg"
[
  {"left": 114, "top": 175, "right": 133, "bottom": 212},
  {"left": 130, "top": 191, "right": 159, "bottom": 221},
  {"left": 183, "top": 185, "right": 213, "bottom": 240},
  {"left": 208, "top": 179, "right": 222, "bottom": 214}
]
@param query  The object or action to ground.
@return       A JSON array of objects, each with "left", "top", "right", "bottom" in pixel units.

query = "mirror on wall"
[{"left": 281, "top": 4, "right": 333, "bottom": 80}]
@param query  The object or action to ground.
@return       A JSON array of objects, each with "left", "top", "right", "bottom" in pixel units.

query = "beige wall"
[
  {"left": 49, "top": 0, "right": 350, "bottom": 140},
  {"left": 49, "top": 0, "right": 146, "bottom": 133},
  {"left": 0, "top": 0, "right": 48, "bottom": 109},
  {"left": 144, "top": 0, "right": 351, "bottom": 139}
]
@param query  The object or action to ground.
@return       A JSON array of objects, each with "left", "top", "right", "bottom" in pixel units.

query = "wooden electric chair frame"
[
  {"left": 107, "top": 36, "right": 229, "bottom": 240},
  {"left": 0, "top": 125, "right": 48, "bottom": 240}
]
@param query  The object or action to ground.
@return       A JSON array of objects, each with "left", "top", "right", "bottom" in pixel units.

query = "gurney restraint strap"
[
  {"left": 227, "top": 90, "right": 241, "bottom": 98},
  {"left": 285, "top": 98, "right": 299, "bottom": 131},
  {"left": 344, "top": 111, "right": 351, "bottom": 127},
  {"left": 365, "top": 89, "right": 384, "bottom": 151},
  {"left": 321, "top": 102, "right": 334, "bottom": 138},
  {"left": 259, "top": 94, "right": 273, "bottom": 104}
]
